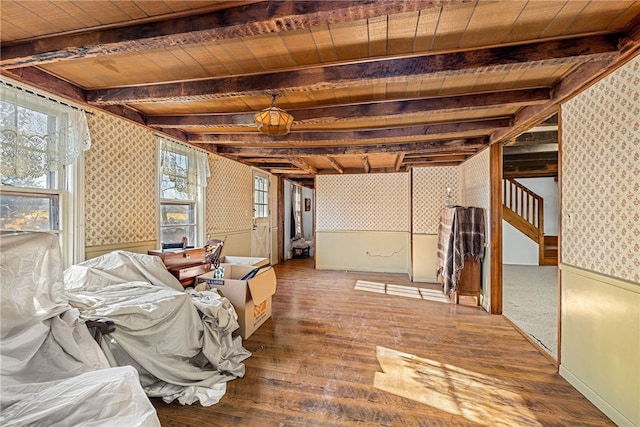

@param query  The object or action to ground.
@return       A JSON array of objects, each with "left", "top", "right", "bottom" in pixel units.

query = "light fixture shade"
[{"left": 254, "top": 95, "right": 294, "bottom": 136}]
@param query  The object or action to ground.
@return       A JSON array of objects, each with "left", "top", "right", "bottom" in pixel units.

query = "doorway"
[{"left": 502, "top": 118, "right": 560, "bottom": 360}]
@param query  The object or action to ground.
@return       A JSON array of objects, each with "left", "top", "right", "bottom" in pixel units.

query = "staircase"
[
  {"left": 502, "top": 178, "right": 557, "bottom": 266},
  {"left": 542, "top": 235, "right": 558, "bottom": 266}
]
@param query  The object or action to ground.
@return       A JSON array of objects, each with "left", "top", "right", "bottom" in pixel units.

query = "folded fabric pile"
[{"left": 64, "top": 250, "right": 251, "bottom": 406}]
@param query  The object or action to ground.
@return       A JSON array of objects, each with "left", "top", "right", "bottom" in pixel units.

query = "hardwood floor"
[{"left": 153, "top": 258, "right": 612, "bottom": 426}]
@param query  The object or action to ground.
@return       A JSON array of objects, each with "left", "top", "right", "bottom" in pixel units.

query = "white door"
[{"left": 251, "top": 171, "right": 271, "bottom": 259}]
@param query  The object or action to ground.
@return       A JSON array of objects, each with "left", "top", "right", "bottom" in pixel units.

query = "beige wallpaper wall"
[
  {"left": 458, "top": 148, "right": 491, "bottom": 307},
  {"left": 412, "top": 166, "right": 459, "bottom": 234},
  {"left": 85, "top": 110, "right": 157, "bottom": 247},
  {"left": 316, "top": 173, "right": 410, "bottom": 231},
  {"left": 205, "top": 154, "right": 253, "bottom": 235},
  {"left": 459, "top": 149, "right": 490, "bottom": 210},
  {"left": 562, "top": 54, "right": 640, "bottom": 283}
]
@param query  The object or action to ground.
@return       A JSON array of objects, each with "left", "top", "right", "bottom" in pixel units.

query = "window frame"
[
  {"left": 157, "top": 141, "right": 206, "bottom": 248},
  {"left": 0, "top": 89, "right": 84, "bottom": 266},
  {"left": 253, "top": 175, "right": 269, "bottom": 219}
]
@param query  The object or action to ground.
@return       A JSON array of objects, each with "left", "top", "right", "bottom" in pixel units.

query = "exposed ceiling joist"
[
  {"left": 1, "top": 0, "right": 449, "bottom": 68},
  {"left": 189, "top": 119, "right": 511, "bottom": 143},
  {"left": 326, "top": 157, "right": 344, "bottom": 174},
  {"left": 146, "top": 88, "right": 550, "bottom": 128},
  {"left": 86, "top": 35, "right": 619, "bottom": 105},
  {"left": 213, "top": 139, "right": 488, "bottom": 157},
  {"left": 2, "top": 1, "right": 637, "bottom": 186}
]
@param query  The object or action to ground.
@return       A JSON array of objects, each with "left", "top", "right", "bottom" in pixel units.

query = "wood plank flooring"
[{"left": 153, "top": 258, "right": 613, "bottom": 426}]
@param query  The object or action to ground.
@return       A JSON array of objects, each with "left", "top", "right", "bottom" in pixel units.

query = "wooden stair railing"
[{"left": 502, "top": 178, "right": 545, "bottom": 265}]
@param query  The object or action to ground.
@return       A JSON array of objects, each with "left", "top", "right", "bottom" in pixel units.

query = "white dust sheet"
[
  {"left": 64, "top": 250, "right": 251, "bottom": 406},
  {"left": 1, "top": 232, "right": 160, "bottom": 427}
]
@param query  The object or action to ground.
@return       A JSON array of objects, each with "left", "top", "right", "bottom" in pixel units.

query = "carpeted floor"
[{"left": 502, "top": 265, "right": 558, "bottom": 359}]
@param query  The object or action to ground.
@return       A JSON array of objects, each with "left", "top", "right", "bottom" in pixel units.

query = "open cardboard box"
[
  {"left": 197, "top": 263, "right": 276, "bottom": 339},
  {"left": 219, "top": 256, "right": 269, "bottom": 267}
]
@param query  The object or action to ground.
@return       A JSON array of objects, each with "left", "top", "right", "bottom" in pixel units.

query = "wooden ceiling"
[{"left": 2, "top": 1, "right": 639, "bottom": 187}]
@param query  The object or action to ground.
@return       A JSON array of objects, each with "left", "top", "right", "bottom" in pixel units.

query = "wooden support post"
[{"left": 490, "top": 142, "right": 503, "bottom": 314}]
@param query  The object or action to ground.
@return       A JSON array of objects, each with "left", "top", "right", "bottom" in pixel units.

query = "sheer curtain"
[
  {"left": 156, "top": 135, "right": 210, "bottom": 198},
  {"left": 0, "top": 81, "right": 91, "bottom": 179}
]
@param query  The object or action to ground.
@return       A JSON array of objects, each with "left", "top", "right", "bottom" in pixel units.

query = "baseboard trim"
[{"left": 559, "top": 365, "right": 634, "bottom": 427}]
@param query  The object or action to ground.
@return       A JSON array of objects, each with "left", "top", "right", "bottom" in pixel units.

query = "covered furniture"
[
  {"left": 0, "top": 232, "right": 160, "bottom": 427},
  {"left": 291, "top": 237, "right": 313, "bottom": 258},
  {"left": 436, "top": 206, "right": 486, "bottom": 304},
  {"left": 64, "top": 250, "right": 251, "bottom": 406}
]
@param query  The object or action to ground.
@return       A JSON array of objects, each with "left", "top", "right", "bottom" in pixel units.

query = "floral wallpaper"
[
  {"left": 412, "top": 166, "right": 458, "bottom": 234},
  {"left": 562, "top": 55, "right": 640, "bottom": 283},
  {"left": 84, "top": 110, "right": 156, "bottom": 246},
  {"left": 459, "top": 148, "right": 490, "bottom": 211},
  {"left": 205, "top": 154, "right": 253, "bottom": 234},
  {"left": 316, "top": 173, "right": 410, "bottom": 232}
]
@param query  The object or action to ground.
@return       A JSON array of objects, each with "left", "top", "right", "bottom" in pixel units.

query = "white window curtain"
[
  {"left": 0, "top": 81, "right": 91, "bottom": 179},
  {"left": 157, "top": 135, "right": 210, "bottom": 198}
]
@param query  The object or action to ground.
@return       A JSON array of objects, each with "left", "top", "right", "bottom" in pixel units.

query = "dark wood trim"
[
  {"left": 556, "top": 105, "right": 564, "bottom": 367},
  {"left": 489, "top": 142, "right": 503, "bottom": 315},
  {"left": 1, "top": 67, "right": 86, "bottom": 104},
  {"left": 277, "top": 176, "right": 285, "bottom": 264}
]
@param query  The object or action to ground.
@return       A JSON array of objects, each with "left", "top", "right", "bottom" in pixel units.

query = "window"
[
  {"left": 1, "top": 80, "right": 90, "bottom": 265},
  {"left": 254, "top": 175, "right": 269, "bottom": 218},
  {"left": 157, "top": 136, "right": 209, "bottom": 247}
]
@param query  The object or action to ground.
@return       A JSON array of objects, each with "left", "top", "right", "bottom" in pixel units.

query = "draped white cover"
[
  {"left": 63, "top": 250, "right": 250, "bottom": 406},
  {"left": 0, "top": 232, "right": 160, "bottom": 427}
]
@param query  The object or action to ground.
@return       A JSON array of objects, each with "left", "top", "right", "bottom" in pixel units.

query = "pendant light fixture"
[{"left": 254, "top": 94, "right": 293, "bottom": 136}]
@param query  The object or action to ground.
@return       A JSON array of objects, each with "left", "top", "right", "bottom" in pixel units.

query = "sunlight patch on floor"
[
  {"left": 374, "top": 346, "right": 542, "bottom": 426},
  {"left": 354, "top": 280, "right": 449, "bottom": 303}
]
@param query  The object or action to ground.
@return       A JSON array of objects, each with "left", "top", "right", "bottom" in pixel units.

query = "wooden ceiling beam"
[
  {"left": 394, "top": 154, "right": 405, "bottom": 172},
  {"left": 403, "top": 155, "right": 468, "bottom": 163},
  {"left": 86, "top": 35, "right": 619, "bottom": 105},
  {"left": 1, "top": 1, "right": 448, "bottom": 68},
  {"left": 289, "top": 157, "right": 318, "bottom": 174},
  {"left": 146, "top": 88, "right": 550, "bottom": 128},
  {"left": 326, "top": 157, "right": 344, "bottom": 174},
  {"left": 215, "top": 138, "right": 487, "bottom": 157},
  {"left": 189, "top": 118, "right": 511, "bottom": 143},
  {"left": 1, "top": 66, "right": 85, "bottom": 104},
  {"left": 270, "top": 169, "right": 311, "bottom": 175},
  {"left": 504, "top": 143, "right": 558, "bottom": 155},
  {"left": 362, "top": 156, "right": 371, "bottom": 173},
  {"left": 491, "top": 20, "right": 640, "bottom": 145}
]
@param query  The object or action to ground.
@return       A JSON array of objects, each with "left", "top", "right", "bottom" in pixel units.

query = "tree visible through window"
[{"left": 157, "top": 136, "right": 209, "bottom": 247}]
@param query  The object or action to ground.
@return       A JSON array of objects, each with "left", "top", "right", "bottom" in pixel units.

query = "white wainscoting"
[
  {"left": 316, "top": 231, "right": 410, "bottom": 275},
  {"left": 559, "top": 264, "right": 639, "bottom": 427},
  {"left": 411, "top": 234, "right": 439, "bottom": 283}
]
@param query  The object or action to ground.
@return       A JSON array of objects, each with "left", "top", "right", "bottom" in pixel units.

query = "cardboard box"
[
  {"left": 197, "top": 264, "right": 276, "bottom": 339},
  {"left": 219, "top": 256, "right": 269, "bottom": 267}
]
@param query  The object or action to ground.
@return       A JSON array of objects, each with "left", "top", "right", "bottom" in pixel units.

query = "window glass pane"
[
  {"left": 160, "top": 203, "right": 195, "bottom": 245},
  {"left": 253, "top": 176, "right": 268, "bottom": 218},
  {"left": 0, "top": 192, "right": 59, "bottom": 231},
  {"left": 161, "top": 225, "right": 195, "bottom": 246},
  {"left": 160, "top": 203, "right": 193, "bottom": 226},
  {"left": 1, "top": 103, "right": 57, "bottom": 189},
  {"left": 160, "top": 151, "right": 192, "bottom": 200}
]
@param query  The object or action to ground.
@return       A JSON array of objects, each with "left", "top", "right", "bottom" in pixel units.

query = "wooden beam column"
[{"left": 489, "top": 142, "right": 503, "bottom": 314}]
